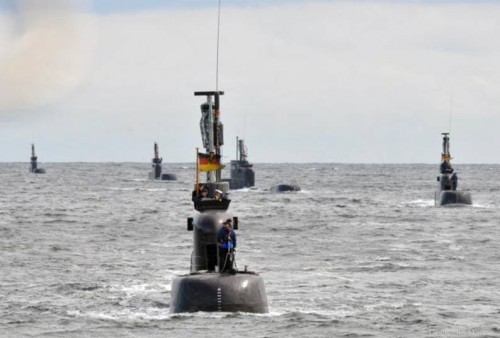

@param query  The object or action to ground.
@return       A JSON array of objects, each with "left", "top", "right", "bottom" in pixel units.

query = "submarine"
[
  {"left": 223, "top": 137, "right": 255, "bottom": 189},
  {"left": 270, "top": 184, "right": 301, "bottom": 193},
  {"left": 29, "top": 144, "right": 46, "bottom": 174},
  {"left": 148, "top": 142, "right": 177, "bottom": 181},
  {"left": 435, "top": 132, "right": 472, "bottom": 206},
  {"left": 169, "top": 91, "right": 268, "bottom": 313}
]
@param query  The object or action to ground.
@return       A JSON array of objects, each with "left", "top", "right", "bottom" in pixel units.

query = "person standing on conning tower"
[{"left": 217, "top": 219, "right": 236, "bottom": 272}]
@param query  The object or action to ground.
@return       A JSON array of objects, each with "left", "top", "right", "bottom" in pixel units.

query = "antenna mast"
[
  {"left": 448, "top": 93, "right": 453, "bottom": 134},
  {"left": 216, "top": 0, "right": 222, "bottom": 92}
]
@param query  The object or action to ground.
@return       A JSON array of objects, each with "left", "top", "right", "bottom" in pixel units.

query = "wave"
[
  {"left": 67, "top": 308, "right": 171, "bottom": 322},
  {"left": 402, "top": 199, "right": 435, "bottom": 207},
  {"left": 472, "top": 203, "right": 496, "bottom": 209}
]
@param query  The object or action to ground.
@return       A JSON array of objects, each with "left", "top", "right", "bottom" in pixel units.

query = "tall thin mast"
[
  {"left": 215, "top": 0, "right": 222, "bottom": 92},
  {"left": 196, "top": 91, "right": 224, "bottom": 184},
  {"left": 236, "top": 136, "right": 239, "bottom": 162},
  {"left": 207, "top": 95, "right": 216, "bottom": 183},
  {"left": 448, "top": 93, "right": 453, "bottom": 134}
]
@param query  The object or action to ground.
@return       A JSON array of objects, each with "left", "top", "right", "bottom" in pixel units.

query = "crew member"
[
  {"left": 440, "top": 161, "right": 453, "bottom": 174},
  {"left": 214, "top": 189, "right": 224, "bottom": 201},
  {"left": 199, "top": 186, "right": 209, "bottom": 199},
  {"left": 217, "top": 219, "right": 236, "bottom": 272}
]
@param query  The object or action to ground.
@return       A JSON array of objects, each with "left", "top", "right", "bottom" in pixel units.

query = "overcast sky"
[{"left": 1, "top": 0, "right": 499, "bottom": 163}]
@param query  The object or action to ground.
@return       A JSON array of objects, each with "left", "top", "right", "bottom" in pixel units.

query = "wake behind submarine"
[
  {"left": 29, "top": 144, "right": 46, "bottom": 174},
  {"left": 435, "top": 132, "right": 472, "bottom": 206},
  {"left": 148, "top": 142, "right": 176, "bottom": 181},
  {"left": 169, "top": 91, "right": 268, "bottom": 313}
]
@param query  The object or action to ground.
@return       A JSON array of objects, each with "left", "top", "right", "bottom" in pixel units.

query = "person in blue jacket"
[
  {"left": 440, "top": 161, "right": 453, "bottom": 174},
  {"left": 217, "top": 219, "right": 236, "bottom": 272}
]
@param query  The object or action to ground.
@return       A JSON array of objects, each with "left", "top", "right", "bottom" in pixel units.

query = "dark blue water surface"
[{"left": 1, "top": 163, "right": 499, "bottom": 337}]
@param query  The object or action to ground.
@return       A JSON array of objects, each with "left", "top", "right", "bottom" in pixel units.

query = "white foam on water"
[
  {"left": 104, "top": 187, "right": 138, "bottom": 191},
  {"left": 402, "top": 199, "right": 435, "bottom": 207},
  {"left": 109, "top": 281, "right": 173, "bottom": 295},
  {"left": 68, "top": 308, "right": 171, "bottom": 322},
  {"left": 472, "top": 203, "right": 496, "bottom": 209}
]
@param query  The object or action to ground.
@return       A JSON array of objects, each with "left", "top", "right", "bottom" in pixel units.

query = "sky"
[{"left": 0, "top": 0, "right": 499, "bottom": 163}]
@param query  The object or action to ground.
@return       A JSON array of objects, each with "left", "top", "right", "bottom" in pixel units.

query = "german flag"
[{"left": 198, "top": 152, "right": 223, "bottom": 172}]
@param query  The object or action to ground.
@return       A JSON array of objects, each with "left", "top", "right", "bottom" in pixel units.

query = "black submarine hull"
[
  {"left": 160, "top": 173, "right": 177, "bottom": 180},
  {"left": 148, "top": 172, "right": 177, "bottom": 181},
  {"left": 270, "top": 184, "right": 301, "bottom": 193},
  {"left": 437, "top": 191, "right": 472, "bottom": 206},
  {"left": 149, "top": 156, "right": 177, "bottom": 180},
  {"left": 170, "top": 272, "right": 268, "bottom": 313},
  {"left": 436, "top": 173, "right": 472, "bottom": 206}
]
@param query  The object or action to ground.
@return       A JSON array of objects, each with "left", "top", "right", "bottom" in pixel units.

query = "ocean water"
[{"left": 1, "top": 163, "right": 499, "bottom": 338}]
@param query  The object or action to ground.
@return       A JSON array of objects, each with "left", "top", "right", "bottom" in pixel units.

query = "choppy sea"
[{"left": 1, "top": 163, "right": 499, "bottom": 338}]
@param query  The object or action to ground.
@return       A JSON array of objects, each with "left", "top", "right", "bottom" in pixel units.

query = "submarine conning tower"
[
  {"left": 169, "top": 91, "right": 268, "bottom": 314},
  {"left": 151, "top": 142, "right": 163, "bottom": 179},
  {"left": 148, "top": 142, "right": 177, "bottom": 180},
  {"left": 29, "top": 144, "right": 45, "bottom": 174},
  {"left": 435, "top": 132, "right": 472, "bottom": 206},
  {"left": 226, "top": 137, "right": 255, "bottom": 189}
]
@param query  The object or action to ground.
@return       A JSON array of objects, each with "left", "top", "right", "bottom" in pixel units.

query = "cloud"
[
  {"left": 0, "top": 0, "right": 95, "bottom": 114},
  {"left": 1, "top": 2, "right": 500, "bottom": 162}
]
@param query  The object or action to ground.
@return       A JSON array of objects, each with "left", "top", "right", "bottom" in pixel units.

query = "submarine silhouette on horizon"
[
  {"left": 270, "top": 184, "right": 301, "bottom": 193},
  {"left": 435, "top": 133, "right": 472, "bottom": 206},
  {"left": 148, "top": 142, "right": 176, "bottom": 181},
  {"left": 169, "top": 91, "right": 268, "bottom": 313},
  {"left": 222, "top": 137, "right": 255, "bottom": 190},
  {"left": 29, "top": 144, "right": 45, "bottom": 174}
]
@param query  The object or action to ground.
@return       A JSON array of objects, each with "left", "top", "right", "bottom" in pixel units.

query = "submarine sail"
[
  {"left": 223, "top": 137, "right": 255, "bottom": 189},
  {"left": 29, "top": 144, "right": 46, "bottom": 174},
  {"left": 148, "top": 142, "right": 177, "bottom": 181},
  {"left": 169, "top": 91, "right": 268, "bottom": 313},
  {"left": 435, "top": 133, "right": 472, "bottom": 206}
]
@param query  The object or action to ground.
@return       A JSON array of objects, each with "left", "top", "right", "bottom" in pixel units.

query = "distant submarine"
[
  {"left": 270, "top": 184, "right": 301, "bottom": 193},
  {"left": 222, "top": 137, "right": 255, "bottom": 189},
  {"left": 435, "top": 132, "right": 472, "bottom": 206},
  {"left": 169, "top": 91, "right": 268, "bottom": 313},
  {"left": 148, "top": 142, "right": 176, "bottom": 181},
  {"left": 29, "top": 144, "right": 46, "bottom": 174}
]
